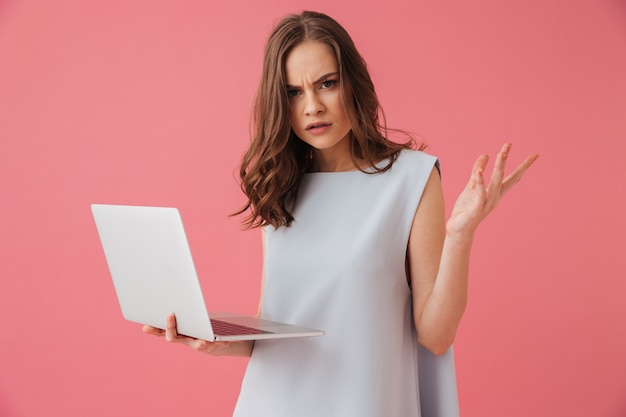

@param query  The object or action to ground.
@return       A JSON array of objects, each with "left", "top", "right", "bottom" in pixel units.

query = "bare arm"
[{"left": 409, "top": 143, "right": 538, "bottom": 355}]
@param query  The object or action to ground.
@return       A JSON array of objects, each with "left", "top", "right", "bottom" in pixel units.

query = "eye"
[
  {"left": 321, "top": 79, "right": 337, "bottom": 89},
  {"left": 287, "top": 89, "right": 300, "bottom": 98}
]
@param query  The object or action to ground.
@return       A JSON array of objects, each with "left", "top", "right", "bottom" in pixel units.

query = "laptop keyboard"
[{"left": 210, "top": 318, "right": 271, "bottom": 336}]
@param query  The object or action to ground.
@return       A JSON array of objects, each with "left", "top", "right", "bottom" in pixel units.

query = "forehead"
[{"left": 285, "top": 41, "right": 338, "bottom": 83}]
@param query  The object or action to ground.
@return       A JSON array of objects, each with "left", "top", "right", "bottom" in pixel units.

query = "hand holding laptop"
[{"left": 143, "top": 313, "right": 254, "bottom": 357}]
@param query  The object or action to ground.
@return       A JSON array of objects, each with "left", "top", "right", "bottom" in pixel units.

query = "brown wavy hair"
[{"left": 234, "top": 11, "right": 420, "bottom": 229}]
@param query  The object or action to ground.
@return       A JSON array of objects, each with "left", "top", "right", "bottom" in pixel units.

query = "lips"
[{"left": 306, "top": 122, "right": 331, "bottom": 130}]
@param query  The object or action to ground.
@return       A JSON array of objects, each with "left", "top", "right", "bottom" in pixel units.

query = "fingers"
[
  {"left": 143, "top": 314, "right": 225, "bottom": 354},
  {"left": 481, "top": 143, "right": 537, "bottom": 197},
  {"left": 163, "top": 314, "right": 203, "bottom": 347},
  {"left": 488, "top": 143, "right": 511, "bottom": 193},
  {"left": 470, "top": 154, "right": 489, "bottom": 189},
  {"left": 501, "top": 153, "right": 539, "bottom": 195},
  {"left": 471, "top": 143, "right": 538, "bottom": 209},
  {"left": 141, "top": 315, "right": 183, "bottom": 341},
  {"left": 482, "top": 143, "right": 513, "bottom": 211},
  {"left": 164, "top": 313, "right": 178, "bottom": 342},
  {"left": 448, "top": 143, "right": 537, "bottom": 236},
  {"left": 143, "top": 325, "right": 165, "bottom": 336}
]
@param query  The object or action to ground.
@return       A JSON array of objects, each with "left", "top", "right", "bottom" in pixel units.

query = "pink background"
[{"left": 1, "top": 0, "right": 625, "bottom": 416}]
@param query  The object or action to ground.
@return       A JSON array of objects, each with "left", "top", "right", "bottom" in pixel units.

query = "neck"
[
  {"left": 310, "top": 136, "right": 356, "bottom": 172},
  {"left": 311, "top": 155, "right": 356, "bottom": 172}
]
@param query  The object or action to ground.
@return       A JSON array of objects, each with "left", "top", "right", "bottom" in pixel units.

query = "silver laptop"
[{"left": 91, "top": 204, "right": 323, "bottom": 341}]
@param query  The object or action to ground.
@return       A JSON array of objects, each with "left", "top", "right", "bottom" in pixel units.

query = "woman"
[{"left": 144, "top": 11, "right": 537, "bottom": 416}]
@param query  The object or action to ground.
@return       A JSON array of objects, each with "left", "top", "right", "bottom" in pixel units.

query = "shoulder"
[
  {"left": 374, "top": 149, "right": 442, "bottom": 217},
  {"left": 397, "top": 149, "right": 443, "bottom": 220},
  {"left": 388, "top": 149, "right": 440, "bottom": 183},
  {"left": 394, "top": 149, "right": 439, "bottom": 171}
]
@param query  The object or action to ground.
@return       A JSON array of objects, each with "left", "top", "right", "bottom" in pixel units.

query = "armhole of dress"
[{"left": 406, "top": 156, "right": 440, "bottom": 291}]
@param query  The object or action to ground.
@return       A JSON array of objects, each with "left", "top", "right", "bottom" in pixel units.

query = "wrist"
[{"left": 444, "top": 226, "right": 476, "bottom": 245}]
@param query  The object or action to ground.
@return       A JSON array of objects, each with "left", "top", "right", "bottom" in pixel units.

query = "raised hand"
[{"left": 446, "top": 143, "right": 538, "bottom": 238}]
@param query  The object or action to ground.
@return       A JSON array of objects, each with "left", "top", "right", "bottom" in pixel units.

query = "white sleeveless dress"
[{"left": 233, "top": 150, "right": 457, "bottom": 417}]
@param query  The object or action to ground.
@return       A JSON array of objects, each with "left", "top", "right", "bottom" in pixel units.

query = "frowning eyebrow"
[{"left": 286, "top": 72, "right": 339, "bottom": 89}]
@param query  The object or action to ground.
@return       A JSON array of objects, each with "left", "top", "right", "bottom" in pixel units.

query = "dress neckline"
[{"left": 305, "top": 156, "right": 394, "bottom": 175}]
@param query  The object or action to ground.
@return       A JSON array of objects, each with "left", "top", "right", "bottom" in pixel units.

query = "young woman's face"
[{"left": 285, "top": 41, "right": 352, "bottom": 161}]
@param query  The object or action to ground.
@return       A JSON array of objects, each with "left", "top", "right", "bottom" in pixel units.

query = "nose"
[{"left": 304, "top": 93, "right": 324, "bottom": 116}]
